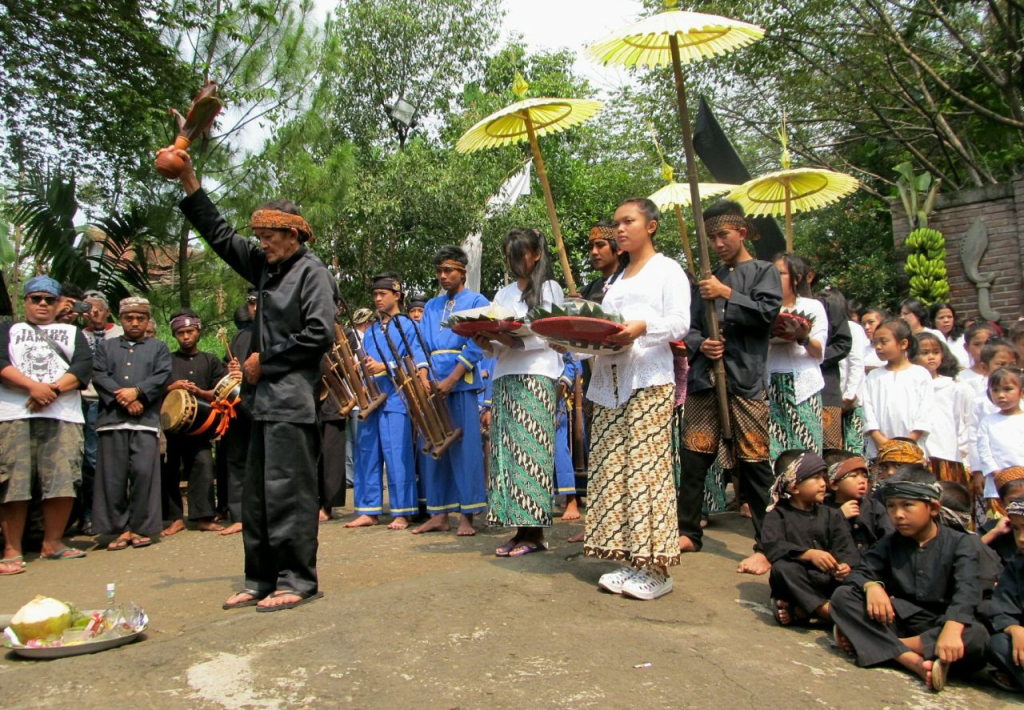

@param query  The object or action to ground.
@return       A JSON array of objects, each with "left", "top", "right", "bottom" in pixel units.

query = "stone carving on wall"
[{"left": 959, "top": 217, "right": 1001, "bottom": 322}]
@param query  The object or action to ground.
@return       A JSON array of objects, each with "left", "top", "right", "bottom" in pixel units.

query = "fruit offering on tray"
[
  {"left": 443, "top": 305, "right": 525, "bottom": 337},
  {"left": 3, "top": 595, "right": 146, "bottom": 649},
  {"left": 771, "top": 309, "right": 814, "bottom": 344},
  {"left": 528, "top": 299, "right": 626, "bottom": 355}
]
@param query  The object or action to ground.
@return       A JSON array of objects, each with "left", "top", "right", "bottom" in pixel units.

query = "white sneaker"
[
  {"left": 597, "top": 566, "right": 636, "bottom": 594},
  {"left": 621, "top": 568, "right": 673, "bottom": 600}
]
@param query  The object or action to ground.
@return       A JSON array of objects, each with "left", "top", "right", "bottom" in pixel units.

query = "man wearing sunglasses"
[{"left": 0, "top": 276, "right": 94, "bottom": 574}]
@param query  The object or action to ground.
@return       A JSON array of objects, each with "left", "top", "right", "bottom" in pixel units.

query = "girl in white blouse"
[
  {"left": 977, "top": 367, "right": 1024, "bottom": 506},
  {"left": 766, "top": 253, "right": 828, "bottom": 459},
  {"left": 914, "top": 332, "right": 971, "bottom": 490},
  {"left": 582, "top": 197, "right": 689, "bottom": 602},
  {"left": 861, "top": 318, "right": 934, "bottom": 458},
  {"left": 473, "top": 228, "right": 562, "bottom": 558}
]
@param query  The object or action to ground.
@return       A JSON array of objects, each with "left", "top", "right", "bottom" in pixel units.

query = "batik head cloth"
[
  {"left": 878, "top": 480, "right": 941, "bottom": 502},
  {"left": 767, "top": 451, "right": 827, "bottom": 512},
  {"left": 703, "top": 213, "right": 749, "bottom": 236},
  {"left": 876, "top": 439, "right": 926, "bottom": 465},
  {"left": 438, "top": 259, "right": 466, "bottom": 273},
  {"left": 170, "top": 315, "right": 202, "bottom": 333},
  {"left": 589, "top": 224, "right": 617, "bottom": 242},
  {"left": 994, "top": 466, "right": 1024, "bottom": 493},
  {"left": 250, "top": 209, "right": 314, "bottom": 243},
  {"left": 371, "top": 277, "right": 402, "bottom": 294},
  {"left": 828, "top": 457, "right": 869, "bottom": 485},
  {"left": 1006, "top": 499, "right": 1024, "bottom": 517},
  {"left": 119, "top": 296, "right": 151, "bottom": 315}
]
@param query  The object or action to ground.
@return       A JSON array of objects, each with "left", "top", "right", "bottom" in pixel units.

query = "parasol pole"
[
  {"left": 784, "top": 181, "right": 794, "bottom": 251},
  {"left": 669, "top": 34, "right": 732, "bottom": 439},
  {"left": 523, "top": 111, "right": 579, "bottom": 297},
  {"left": 673, "top": 203, "right": 697, "bottom": 276}
]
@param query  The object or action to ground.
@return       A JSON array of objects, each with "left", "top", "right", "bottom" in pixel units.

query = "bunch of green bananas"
[{"left": 904, "top": 228, "right": 950, "bottom": 303}]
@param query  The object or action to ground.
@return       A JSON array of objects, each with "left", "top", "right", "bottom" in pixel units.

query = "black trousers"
[
  {"left": 244, "top": 421, "right": 320, "bottom": 596},
  {"left": 769, "top": 559, "right": 839, "bottom": 615},
  {"left": 831, "top": 585, "right": 989, "bottom": 669},
  {"left": 318, "top": 419, "right": 346, "bottom": 511},
  {"left": 677, "top": 448, "right": 774, "bottom": 550},
  {"left": 988, "top": 632, "right": 1024, "bottom": 691},
  {"left": 222, "top": 411, "right": 252, "bottom": 523},
  {"left": 161, "top": 436, "right": 216, "bottom": 522},
  {"left": 93, "top": 430, "right": 162, "bottom": 537}
]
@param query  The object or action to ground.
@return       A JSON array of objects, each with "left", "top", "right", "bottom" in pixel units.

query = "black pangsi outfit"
[
  {"left": 162, "top": 350, "right": 228, "bottom": 522},
  {"left": 92, "top": 336, "right": 172, "bottom": 537},
  {"left": 220, "top": 323, "right": 255, "bottom": 523},
  {"left": 825, "top": 495, "right": 893, "bottom": 553},
  {"left": 763, "top": 501, "right": 859, "bottom": 616},
  {"left": 987, "top": 555, "right": 1024, "bottom": 692},
  {"left": 677, "top": 259, "right": 782, "bottom": 549},
  {"left": 180, "top": 189, "right": 335, "bottom": 597},
  {"left": 830, "top": 526, "right": 989, "bottom": 670}
]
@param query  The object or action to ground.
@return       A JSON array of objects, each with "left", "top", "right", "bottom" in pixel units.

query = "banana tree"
[
  {"left": 9, "top": 171, "right": 154, "bottom": 309},
  {"left": 894, "top": 161, "right": 940, "bottom": 230}
]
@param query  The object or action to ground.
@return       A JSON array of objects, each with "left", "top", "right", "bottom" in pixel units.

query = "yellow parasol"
[
  {"left": 587, "top": 1, "right": 764, "bottom": 439},
  {"left": 456, "top": 74, "right": 603, "bottom": 296},
  {"left": 727, "top": 126, "right": 860, "bottom": 251}
]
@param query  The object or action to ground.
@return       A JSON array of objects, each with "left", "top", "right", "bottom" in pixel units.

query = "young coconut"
[{"left": 9, "top": 596, "right": 73, "bottom": 642}]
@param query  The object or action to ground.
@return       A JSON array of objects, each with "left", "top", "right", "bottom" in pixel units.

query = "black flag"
[{"left": 694, "top": 96, "right": 786, "bottom": 260}]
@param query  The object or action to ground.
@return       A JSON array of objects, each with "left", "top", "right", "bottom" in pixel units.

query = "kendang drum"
[
  {"left": 212, "top": 374, "right": 242, "bottom": 406},
  {"left": 528, "top": 299, "right": 626, "bottom": 356},
  {"left": 160, "top": 390, "right": 224, "bottom": 441}
]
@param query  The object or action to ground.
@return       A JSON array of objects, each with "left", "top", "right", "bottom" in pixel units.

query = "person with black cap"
[
  {"left": 346, "top": 273, "right": 427, "bottom": 530},
  {"left": 162, "top": 148, "right": 335, "bottom": 612},
  {"left": 407, "top": 294, "right": 428, "bottom": 323}
]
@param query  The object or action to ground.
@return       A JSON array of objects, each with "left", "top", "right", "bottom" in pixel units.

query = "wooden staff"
[{"left": 217, "top": 326, "right": 233, "bottom": 362}]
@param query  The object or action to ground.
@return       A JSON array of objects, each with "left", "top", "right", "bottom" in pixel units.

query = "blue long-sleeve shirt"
[
  {"left": 420, "top": 289, "right": 489, "bottom": 393},
  {"left": 363, "top": 315, "right": 427, "bottom": 415}
]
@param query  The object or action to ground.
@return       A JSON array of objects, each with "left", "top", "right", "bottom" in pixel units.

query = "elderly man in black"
[
  {"left": 676, "top": 201, "right": 783, "bottom": 575},
  {"left": 163, "top": 148, "right": 336, "bottom": 612}
]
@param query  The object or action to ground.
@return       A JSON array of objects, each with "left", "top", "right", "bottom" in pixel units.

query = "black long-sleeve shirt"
[
  {"left": 825, "top": 495, "right": 893, "bottom": 553},
  {"left": 989, "top": 555, "right": 1024, "bottom": 633},
  {"left": 93, "top": 336, "right": 172, "bottom": 430},
  {"left": 684, "top": 259, "right": 782, "bottom": 399},
  {"left": 845, "top": 525, "right": 982, "bottom": 625},
  {"left": 167, "top": 350, "right": 228, "bottom": 393},
  {"left": 179, "top": 189, "right": 336, "bottom": 424},
  {"left": 819, "top": 299, "right": 853, "bottom": 408},
  {"left": 762, "top": 501, "right": 860, "bottom": 567}
]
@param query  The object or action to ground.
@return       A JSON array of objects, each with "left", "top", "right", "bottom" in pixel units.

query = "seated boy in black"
[
  {"left": 830, "top": 475, "right": 989, "bottom": 692},
  {"left": 763, "top": 450, "right": 858, "bottom": 626},
  {"left": 981, "top": 466, "right": 1024, "bottom": 563},
  {"left": 824, "top": 449, "right": 892, "bottom": 553},
  {"left": 936, "top": 480, "right": 1003, "bottom": 607},
  {"left": 987, "top": 499, "right": 1024, "bottom": 693}
]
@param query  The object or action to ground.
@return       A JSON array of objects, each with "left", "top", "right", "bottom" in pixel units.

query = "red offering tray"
[
  {"left": 449, "top": 320, "right": 523, "bottom": 338},
  {"left": 669, "top": 340, "right": 687, "bottom": 356},
  {"left": 771, "top": 310, "right": 813, "bottom": 343},
  {"left": 530, "top": 316, "right": 624, "bottom": 341}
]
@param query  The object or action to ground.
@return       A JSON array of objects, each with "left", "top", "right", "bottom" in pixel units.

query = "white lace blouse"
[{"left": 586, "top": 253, "right": 690, "bottom": 409}]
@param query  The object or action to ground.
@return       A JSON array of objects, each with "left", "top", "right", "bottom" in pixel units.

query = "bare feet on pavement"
[
  {"left": 567, "top": 531, "right": 584, "bottom": 543},
  {"left": 560, "top": 496, "right": 580, "bottom": 521},
  {"left": 219, "top": 522, "right": 243, "bottom": 536},
  {"left": 412, "top": 514, "right": 451, "bottom": 534},
  {"left": 197, "top": 520, "right": 225, "bottom": 532},
  {"left": 344, "top": 514, "right": 379, "bottom": 528},
  {"left": 678, "top": 535, "right": 699, "bottom": 552},
  {"left": 161, "top": 519, "right": 186, "bottom": 537},
  {"left": 318, "top": 509, "right": 330, "bottom": 523},
  {"left": 456, "top": 513, "right": 476, "bottom": 536},
  {"left": 737, "top": 551, "right": 771, "bottom": 575},
  {"left": 739, "top": 502, "right": 752, "bottom": 519},
  {"left": 387, "top": 516, "right": 409, "bottom": 530}
]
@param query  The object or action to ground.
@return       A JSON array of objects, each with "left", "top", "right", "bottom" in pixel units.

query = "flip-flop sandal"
[
  {"left": 107, "top": 539, "right": 130, "bottom": 551},
  {"left": 508, "top": 540, "right": 548, "bottom": 557},
  {"left": 255, "top": 590, "right": 324, "bottom": 613},
  {"left": 0, "top": 561, "right": 26, "bottom": 576},
  {"left": 495, "top": 539, "right": 519, "bottom": 557},
  {"left": 1, "top": 555, "right": 26, "bottom": 569},
  {"left": 930, "top": 659, "right": 948, "bottom": 692},
  {"left": 222, "top": 589, "right": 264, "bottom": 610},
  {"left": 130, "top": 537, "right": 152, "bottom": 549},
  {"left": 41, "top": 547, "right": 87, "bottom": 560}
]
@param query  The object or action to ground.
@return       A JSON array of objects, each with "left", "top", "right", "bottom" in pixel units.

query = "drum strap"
[{"left": 189, "top": 395, "right": 239, "bottom": 438}]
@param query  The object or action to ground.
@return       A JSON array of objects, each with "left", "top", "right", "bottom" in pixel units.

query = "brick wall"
[{"left": 891, "top": 177, "right": 1024, "bottom": 323}]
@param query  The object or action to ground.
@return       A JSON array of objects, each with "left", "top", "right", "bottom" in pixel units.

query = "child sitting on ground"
[
  {"left": 830, "top": 471, "right": 989, "bottom": 693},
  {"left": 824, "top": 449, "right": 892, "bottom": 553},
  {"left": 987, "top": 499, "right": 1024, "bottom": 693},
  {"left": 981, "top": 466, "right": 1024, "bottom": 563},
  {"left": 936, "top": 480, "right": 1003, "bottom": 622},
  {"left": 763, "top": 450, "right": 858, "bottom": 627}
]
